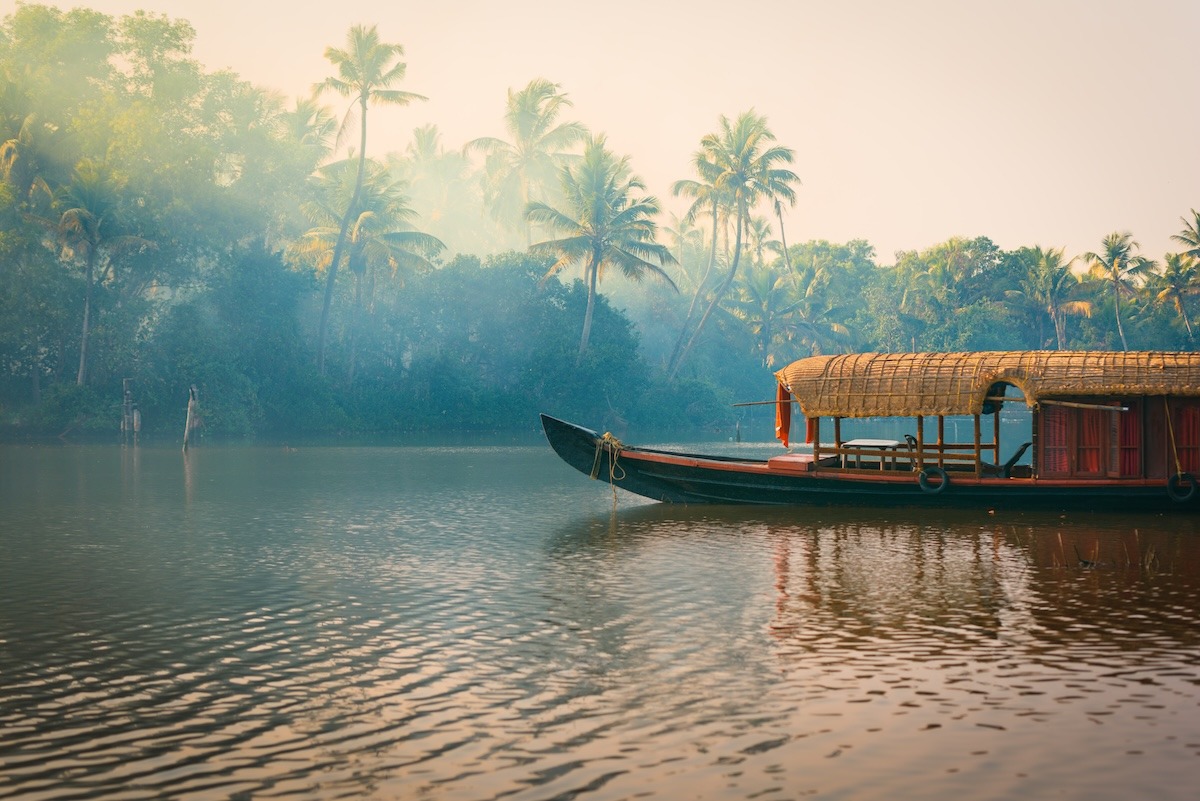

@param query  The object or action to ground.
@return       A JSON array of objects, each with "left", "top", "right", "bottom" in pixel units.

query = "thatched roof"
[{"left": 775, "top": 352, "right": 1200, "bottom": 418}]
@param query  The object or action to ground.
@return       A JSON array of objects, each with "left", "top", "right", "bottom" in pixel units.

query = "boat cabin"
[
  {"left": 1036, "top": 396, "right": 1200, "bottom": 480},
  {"left": 773, "top": 352, "right": 1200, "bottom": 487}
]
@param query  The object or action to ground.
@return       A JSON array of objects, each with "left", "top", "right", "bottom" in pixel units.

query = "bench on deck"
[{"left": 767, "top": 452, "right": 839, "bottom": 473}]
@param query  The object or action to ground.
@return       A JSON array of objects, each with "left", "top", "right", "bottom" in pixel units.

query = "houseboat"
[{"left": 541, "top": 351, "right": 1200, "bottom": 511}]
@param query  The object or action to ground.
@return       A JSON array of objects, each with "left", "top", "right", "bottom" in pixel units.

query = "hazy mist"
[{"left": 70, "top": 0, "right": 1200, "bottom": 263}]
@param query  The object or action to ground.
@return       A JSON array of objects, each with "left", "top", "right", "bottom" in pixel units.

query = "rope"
[
  {"left": 1165, "top": 397, "right": 1183, "bottom": 477},
  {"left": 590, "top": 432, "right": 626, "bottom": 502}
]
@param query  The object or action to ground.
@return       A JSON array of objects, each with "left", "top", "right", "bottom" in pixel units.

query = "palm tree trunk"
[
  {"left": 317, "top": 209, "right": 355, "bottom": 377},
  {"left": 670, "top": 208, "right": 746, "bottom": 381},
  {"left": 761, "top": 313, "right": 773, "bottom": 368},
  {"left": 347, "top": 270, "right": 364, "bottom": 384},
  {"left": 76, "top": 248, "right": 95, "bottom": 386},
  {"left": 667, "top": 202, "right": 719, "bottom": 373},
  {"left": 316, "top": 95, "right": 370, "bottom": 377},
  {"left": 1113, "top": 278, "right": 1129, "bottom": 351},
  {"left": 577, "top": 251, "right": 600, "bottom": 364},
  {"left": 1176, "top": 298, "right": 1195, "bottom": 344},
  {"left": 775, "top": 199, "right": 794, "bottom": 275},
  {"left": 1052, "top": 308, "right": 1066, "bottom": 350}
]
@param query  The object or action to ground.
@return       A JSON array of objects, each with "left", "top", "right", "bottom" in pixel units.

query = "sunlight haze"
[{"left": 60, "top": 0, "right": 1199, "bottom": 263}]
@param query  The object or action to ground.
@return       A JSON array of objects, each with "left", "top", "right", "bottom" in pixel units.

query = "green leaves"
[
  {"left": 527, "top": 135, "right": 675, "bottom": 360},
  {"left": 313, "top": 24, "right": 426, "bottom": 375},
  {"left": 668, "top": 111, "right": 800, "bottom": 378},
  {"left": 466, "top": 79, "right": 587, "bottom": 244}
]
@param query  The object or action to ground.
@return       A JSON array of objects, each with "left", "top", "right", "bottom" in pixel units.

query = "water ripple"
[{"left": 4, "top": 447, "right": 1200, "bottom": 799}]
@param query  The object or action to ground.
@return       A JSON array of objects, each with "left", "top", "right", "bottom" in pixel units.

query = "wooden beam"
[{"left": 986, "top": 395, "right": 1128, "bottom": 412}]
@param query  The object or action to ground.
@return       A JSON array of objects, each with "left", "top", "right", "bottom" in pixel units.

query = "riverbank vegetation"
[{"left": 1, "top": 4, "right": 1197, "bottom": 439}]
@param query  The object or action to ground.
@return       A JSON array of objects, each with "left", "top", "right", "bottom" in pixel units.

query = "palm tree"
[
  {"left": 1151, "top": 253, "right": 1200, "bottom": 345},
  {"left": 1, "top": 113, "right": 43, "bottom": 208},
  {"left": 1083, "top": 232, "right": 1153, "bottom": 351},
  {"left": 57, "top": 164, "right": 112, "bottom": 386},
  {"left": 399, "top": 124, "right": 458, "bottom": 216},
  {"left": 668, "top": 111, "right": 798, "bottom": 379},
  {"left": 779, "top": 257, "right": 852, "bottom": 356},
  {"left": 52, "top": 160, "right": 150, "bottom": 385},
  {"left": 466, "top": 79, "right": 588, "bottom": 246},
  {"left": 1173, "top": 209, "right": 1200, "bottom": 261},
  {"left": 661, "top": 211, "right": 704, "bottom": 272},
  {"left": 294, "top": 159, "right": 444, "bottom": 380},
  {"left": 1006, "top": 246, "right": 1091, "bottom": 349},
  {"left": 668, "top": 173, "right": 731, "bottom": 371},
  {"left": 729, "top": 263, "right": 798, "bottom": 367},
  {"left": 313, "top": 24, "right": 426, "bottom": 375},
  {"left": 526, "top": 134, "right": 676, "bottom": 362},
  {"left": 392, "top": 124, "right": 487, "bottom": 252},
  {"left": 744, "top": 215, "right": 774, "bottom": 270},
  {"left": 280, "top": 96, "right": 337, "bottom": 165}
]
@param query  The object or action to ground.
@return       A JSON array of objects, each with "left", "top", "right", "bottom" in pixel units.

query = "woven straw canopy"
[{"left": 774, "top": 352, "right": 1200, "bottom": 418}]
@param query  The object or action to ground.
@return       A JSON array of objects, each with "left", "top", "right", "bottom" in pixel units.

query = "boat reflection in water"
[{"left": 544, "top": 504, "right": 1200, "bottom": 800}]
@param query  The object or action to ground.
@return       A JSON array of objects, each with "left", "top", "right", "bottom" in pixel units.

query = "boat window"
[
  {"left": 1177, "top": 403, "right": 1200, "bottom": 474},
  {"left": 1118, "top": 400, "right": 1141, "bottom": 477},
  {"left": 1076, "top": 408, "right": 1105, "bottom": 475},
  {"left": 1041, "top": 405, "right": 1069, "bottom": 475},
  {"left": 1040, "top": 399, "right": 1140, "bottom": 478}
]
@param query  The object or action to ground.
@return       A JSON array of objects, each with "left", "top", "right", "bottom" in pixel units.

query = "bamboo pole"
[
  {"left": 986, "top": 395, "right": 1127, "bottom": 412},
  {"left": 732, "top": 398, "right": 794, "bottom": 407}
]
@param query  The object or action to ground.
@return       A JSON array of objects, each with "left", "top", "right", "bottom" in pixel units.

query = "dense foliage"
[{"left": 1, "top": 4, "right": 1197, "bottom": 440}]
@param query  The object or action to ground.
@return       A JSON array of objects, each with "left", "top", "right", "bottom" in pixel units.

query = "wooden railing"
[{"left": 812, "top": 441, "right": 1001, "bottom": 475}]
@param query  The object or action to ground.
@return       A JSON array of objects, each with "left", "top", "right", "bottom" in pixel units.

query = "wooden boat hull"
[{"left": 540, "top": 414, "right": 1197, "bottom": 512}]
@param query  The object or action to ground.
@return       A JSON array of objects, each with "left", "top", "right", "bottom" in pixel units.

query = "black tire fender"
[
  {"left": 1167, "top": 472, "right": 1196, "bottom": 502},
  {"left": 918, "top": 466, "right": 949, "bottom": 495}
]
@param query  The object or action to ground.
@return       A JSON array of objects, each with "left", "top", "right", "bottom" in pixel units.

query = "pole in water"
[
  {"left": 121, "top": 378, "right": 133, "bottom": 445},
  {"left": 183, "top": 385, "right": 198, "bottom": 452}
]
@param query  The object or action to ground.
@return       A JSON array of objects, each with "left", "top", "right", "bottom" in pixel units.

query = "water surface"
[{"left": 2, "top": 442, "right": 1198, "bottom": 800}]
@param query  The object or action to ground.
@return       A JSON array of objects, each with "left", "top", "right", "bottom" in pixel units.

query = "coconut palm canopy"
[{"left": 775, "top": 352, "right": 1200, "bottom": 419}]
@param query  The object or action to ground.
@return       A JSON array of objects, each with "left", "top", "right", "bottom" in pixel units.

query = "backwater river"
[{"left": 2, "top": 438, "right": 1199, "bottom": 800}]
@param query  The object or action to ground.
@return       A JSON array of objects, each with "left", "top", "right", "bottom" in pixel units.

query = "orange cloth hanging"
[
  {"left": 806, "top": 416, "right": 817, "bottom": 444},
  {"left": 775, "top": 383, "right": 792, "bottom": 447}
]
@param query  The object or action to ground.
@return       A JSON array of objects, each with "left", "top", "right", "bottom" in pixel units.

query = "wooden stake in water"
[
  {"left": 121, "top": 379, "right": 134, "bottom": 446},
  {"left": 182, "top": 386, "right": 198, "bottom": 452}
]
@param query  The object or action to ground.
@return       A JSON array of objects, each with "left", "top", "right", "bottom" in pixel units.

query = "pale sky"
[{"left": 51, "top": 0, "right": 1200, "bottom": 264}]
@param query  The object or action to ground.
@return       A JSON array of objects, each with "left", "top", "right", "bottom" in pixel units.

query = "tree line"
[{"left": 1, "top": 5, "right": 1197, "bottom": 439}]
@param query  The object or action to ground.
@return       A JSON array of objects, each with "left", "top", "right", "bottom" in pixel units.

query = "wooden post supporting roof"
[
  {"left": 916, "top": 416, "right": 925, "bottom": 471},
  {"left": 974, "top": 414, "right": 982, "bottom": 477}
]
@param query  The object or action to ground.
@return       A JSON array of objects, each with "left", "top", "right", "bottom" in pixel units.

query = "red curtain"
[
  {"left": 1076, "top": 409, "right": 1104, "bottom": 474},
  {"left": 1041, "top": 406, "right": 1069, "bottom": 474},
  {"left": 775, "top": 383, "right": 792, "bottom": 448}
]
